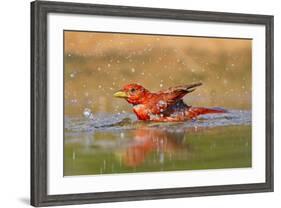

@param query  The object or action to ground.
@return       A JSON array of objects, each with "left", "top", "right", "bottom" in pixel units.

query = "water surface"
[{"left": 64, "top": 110, "right": 251, "bottom": 176}]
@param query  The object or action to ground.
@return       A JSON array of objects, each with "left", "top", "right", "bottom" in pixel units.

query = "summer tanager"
[{"left": 114, "top": 83, "right": 226, "bottom": 122}]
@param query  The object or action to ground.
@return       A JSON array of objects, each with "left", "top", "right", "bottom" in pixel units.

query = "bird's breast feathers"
[{"left": 133, "top": 104, "right": 150, "bottom": 120}]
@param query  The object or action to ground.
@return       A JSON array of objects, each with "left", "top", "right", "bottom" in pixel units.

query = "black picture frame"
[{"left": 31, "top": 0, "right": 274, "bottom": 207}]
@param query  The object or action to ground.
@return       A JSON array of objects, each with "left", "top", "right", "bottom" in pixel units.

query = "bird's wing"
[
  {"left": 147, "top": 83, "right": 202, "bottom": 114},
  {"left": 158, "top": 83, "right": 202, "bottom": 104},
  {"left": 161, "top": 83, "right": 202, "bottom": 95}
]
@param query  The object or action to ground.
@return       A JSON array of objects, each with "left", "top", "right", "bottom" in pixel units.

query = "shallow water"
[{"left": 64, "top": 110, "right": 251, "bottom": 176}]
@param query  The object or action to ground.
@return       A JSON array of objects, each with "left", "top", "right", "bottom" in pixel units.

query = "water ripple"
[{"left": 65, "top": 109, "right": 251, "bottom": 134}]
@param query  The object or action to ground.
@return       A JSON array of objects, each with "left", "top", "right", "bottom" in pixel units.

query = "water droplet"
[
  {"left": 71, "top": 99, "right": 78, "bottom": 104},
  {"left": 120, "top": 132, "right": 124, "bottom": 139},
  {"left": 83, "top": 108, "right": 93, "bottom": 119},
  {"left": 160, "top": 152, "right": 164, "bottom": 164},
  {"left": 103, "top": 160, "right": 106, "bottom": 170}
]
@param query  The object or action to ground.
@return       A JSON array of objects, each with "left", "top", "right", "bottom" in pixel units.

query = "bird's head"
[{"left": 114, "top": 83, "right": 149, "bottom": 105}]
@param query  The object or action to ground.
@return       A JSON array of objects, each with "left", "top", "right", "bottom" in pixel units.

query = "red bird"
[{"left": 114, "top": 83, "right": 226, "bottom": 122}]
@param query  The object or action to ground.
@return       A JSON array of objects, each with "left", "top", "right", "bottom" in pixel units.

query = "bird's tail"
[{"left": 188, "top": 107, "right": 227, "bottom": 119}]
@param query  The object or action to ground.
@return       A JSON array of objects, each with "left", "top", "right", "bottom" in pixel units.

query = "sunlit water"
[{"left": 64, "top": 110, "right": 251, "bottom": 176}]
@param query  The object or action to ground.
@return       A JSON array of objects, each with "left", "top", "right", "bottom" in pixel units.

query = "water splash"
[{"left": 65, "top": 109, "right": 251, "bottom": 134}]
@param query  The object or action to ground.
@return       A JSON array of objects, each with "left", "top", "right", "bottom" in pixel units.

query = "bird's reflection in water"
[{"left": 121, "top": 127, "right": 190, "bottom": 167}]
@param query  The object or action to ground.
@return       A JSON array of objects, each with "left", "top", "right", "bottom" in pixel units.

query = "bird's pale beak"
[{"left": 114, "top": 91, "right": 128, "bottom": 98}]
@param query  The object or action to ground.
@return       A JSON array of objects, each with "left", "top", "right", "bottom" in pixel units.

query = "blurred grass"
[{"left": 64, "top": 31, "right": 252, "bottom": 116}]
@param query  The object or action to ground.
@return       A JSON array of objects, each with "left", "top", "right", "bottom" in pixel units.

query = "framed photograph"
[{"left": 31, "top": 0, "right": 274, "bottom": 207}]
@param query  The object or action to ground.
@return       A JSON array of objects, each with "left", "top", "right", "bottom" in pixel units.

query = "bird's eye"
[{"left": 130, "top": 88, "right": 136, "bottom": 93}]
